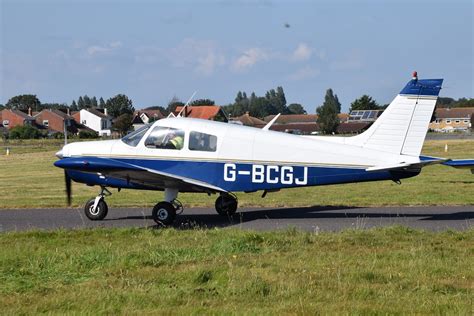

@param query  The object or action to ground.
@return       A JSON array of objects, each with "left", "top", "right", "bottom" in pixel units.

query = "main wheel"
[
  {"left": 215, "top": 195, "right": 238, "bottom": 216},
  {"left": 152, "top": 202, "right": 176, "bottom": 226},
  {"left": 84, "top": 198, "right": 108, "bottom": 220}
]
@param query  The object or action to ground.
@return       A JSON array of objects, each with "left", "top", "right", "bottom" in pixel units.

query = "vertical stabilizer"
[{"left": 347, "top": 74, "right": 443, "bottom": 157}]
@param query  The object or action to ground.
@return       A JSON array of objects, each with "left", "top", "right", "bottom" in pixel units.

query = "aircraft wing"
[{"left": 54, "top": 157, "right": 227, "bottom": 193}]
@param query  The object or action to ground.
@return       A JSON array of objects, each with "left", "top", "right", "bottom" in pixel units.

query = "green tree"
[
  {"left": 190, "top": 99, "right": 215, "bottom": 106},
  {"left": 41, "top": 103, "right": 69, "bottom": 111},
  {"left": 319, "top": 89, "right": 341, "bottom": 114},
  {"left": 288, "top": 103, "right": 306, "bottom": 114},
  {"left": 6, "top": 95, "right": 41, "bottom": 112},
  {"left": 166, "top": 96, "right": 185, "bottom": 114},
  {"left": 91, "top": 96, "right": 98, "bottom": 108},
  {"left": 70, "top": 100, "right": 78, "bottom": 111},
  {"left": 99, "top": 97, "right": 106, "bottom": 109},
  {"left": 78, "top": 96, "right": 85, "bottom": 110},
  {"left": 235, "top": 91, "right": 244, "bottom": 104},
  {"left": 79, "top": 130, "right": 99, "bottom": 139},
  {"left": 113, "top": 113, "right": 133, "bottom": 136},
  {"left": 349, "top": 95, "right": 380, "bottom": 112},
  {"left": 145, "top": 105, "right": 169, "bottom": 116},
  {"left": 105, "top": 94, "right": 134, "bottom": 118},
  {"left": 83, "top": 95, "right": 92, "bottom": 108},
  {"left": 249, "top": 97, "right": 274, "bottom": 118},
  {"left": 265, "top": 86, "right": 288, "bottom": 114},
  {"left": 452, "top": 98, "right": 474, "bottom": 108},
  {"left": 316, "top": 89, "right": 340, "bottom": 134},
  {"left": 0, "top": 104, "right": 5, "bottom": 111},
  {"left": 9, "top": 125, "right": 42, "bottom": 139}
]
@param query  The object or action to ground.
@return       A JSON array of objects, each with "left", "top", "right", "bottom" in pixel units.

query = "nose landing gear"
[{"left": 84, "top": 186, "right": 111, "bottom": 220}]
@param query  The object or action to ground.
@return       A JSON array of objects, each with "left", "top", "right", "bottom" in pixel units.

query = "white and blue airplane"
[{"left": 54, "top": 73, "right": 474, "bottom": 225}]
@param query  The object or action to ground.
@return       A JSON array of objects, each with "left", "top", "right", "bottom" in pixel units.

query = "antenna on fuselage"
[
  {"left": 262, "top": 113, "right": 281, "bottom": 131},
  {"left": 177, "top": 91, "right": 197, "bottom": 117}
]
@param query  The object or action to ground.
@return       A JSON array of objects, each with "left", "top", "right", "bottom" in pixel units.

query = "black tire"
[
  {"left": 152, "top": 202, "right": 176, "bottom": 226},
  {"left": 215, "top": 195, "right": 238, "bottom": 216},
  {"left": 84, "top": 198, "right": 108, "bottom": 221}
]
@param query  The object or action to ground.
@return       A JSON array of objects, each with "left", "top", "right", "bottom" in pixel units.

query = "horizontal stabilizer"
[
  {"left": 366, "top": 157, "right": 449, "bottom": 172},
  {"left": 442, "top": 159, "right": 474, "bottom": 173}
]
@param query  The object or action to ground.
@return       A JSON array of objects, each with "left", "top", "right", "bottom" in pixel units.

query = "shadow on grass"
[{"left": 107, "top": 205, "right": 474, "bottom": 230}]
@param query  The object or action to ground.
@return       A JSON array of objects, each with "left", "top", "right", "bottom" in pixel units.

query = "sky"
[{"left": 1, "top": 0, "right": 473, "bottom": 113}]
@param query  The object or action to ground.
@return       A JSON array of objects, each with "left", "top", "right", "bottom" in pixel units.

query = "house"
[
  {"left": 0, "top": 109, "right": 36, "bottom": 129},
  {"left": 229, "top": 112, "right": 266, "bottom": 128},
  {"left": 72, "top": 108, "right": 112, "bottom": 136},
  {"left": 34, "top": 109, "right": 77, "bottom": 135},
  {"left": 263, "top": 113, "right": 351, "bottom": 135},
  {"left": 132, "top": 109, "right": 164, "bottom": 130},
  {"left": 348, "top": 110, "right": 383, "bottom": 122},
  {"left": 429, "top": 107, "right": 474, "bottom": 132},
  {"left": 174, "top": 105, "right": 228, "bottom": 122}
]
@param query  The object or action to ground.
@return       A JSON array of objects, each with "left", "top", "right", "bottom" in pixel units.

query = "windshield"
[{"left": 121, "top": 124, "right": 151, "bottom": 147}]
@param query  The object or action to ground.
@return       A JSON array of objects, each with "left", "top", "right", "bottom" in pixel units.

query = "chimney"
[
  {"left": 28, "top": 107, "right": 32, "bottom": 116},
  {"left": 67, "top": 108, "right": 70, "bottom": 116},
  {"left": 104, "top": 108, "right": 108, "bottom": 116}
]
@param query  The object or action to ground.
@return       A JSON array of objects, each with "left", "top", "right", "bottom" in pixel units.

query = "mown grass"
[
  {"left": 0, "top": 227, "right": 472, "bottom": 314},
  {"left": 0, "top": 139, "right": 473, "bottom": 208}
]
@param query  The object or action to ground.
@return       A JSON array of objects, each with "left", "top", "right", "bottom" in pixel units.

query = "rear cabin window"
[
  {"left": 145, "top": 127, "right": 185, "bottom": 150},
  {"left": 189, "top": 131, "right": 217, "bottom": 152}
]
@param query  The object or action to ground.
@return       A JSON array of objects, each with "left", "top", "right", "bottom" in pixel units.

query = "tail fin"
[{"left": 347, "top": 75, "right": 443, "bottom": 156}]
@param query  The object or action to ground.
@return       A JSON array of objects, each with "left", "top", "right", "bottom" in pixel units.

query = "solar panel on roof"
[{"left": 362, "top": 111, "right": 370, "bottom": 119}]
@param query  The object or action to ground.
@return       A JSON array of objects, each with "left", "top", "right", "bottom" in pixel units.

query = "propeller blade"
[{"left": 65, "top": 170, "right": 72, "bottom": 206}]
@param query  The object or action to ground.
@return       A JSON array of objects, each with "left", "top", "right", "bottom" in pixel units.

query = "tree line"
[{"left": 1, "top": 89, "right": 472, "bottom": 137}]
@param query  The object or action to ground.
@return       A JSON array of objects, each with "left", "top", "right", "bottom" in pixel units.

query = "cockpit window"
[
  {"left": 145, "top": 126, "right": 185, "bottom": 150},
  {"left": 189, "top": 131, "right": 217, "bottom": 152},
  {"left": 121, "top": 124, "right": 151, "bottom": 147}
]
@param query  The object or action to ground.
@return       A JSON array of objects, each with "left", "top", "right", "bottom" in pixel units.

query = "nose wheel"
[
  {"left": 84, "top": 198, "right": 108, "bottom": 220},
  {"left": 84, "top": 186, "right": 111, "bottom": 221}
]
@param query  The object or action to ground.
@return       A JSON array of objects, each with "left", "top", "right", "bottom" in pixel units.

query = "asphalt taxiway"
[{"left": 0, "top": 206, "right": 473, "bottom": 232}]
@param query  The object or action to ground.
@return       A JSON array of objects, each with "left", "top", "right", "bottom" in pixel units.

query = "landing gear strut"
[
  {"left": 152, "top": 188, "right": 183, "bottom": 226},
  {"left": 215, "top": 193, "right": 238, "bottom": 216},
  {"left": 84, "top": 186, "right": 111, "bottom": 220}
]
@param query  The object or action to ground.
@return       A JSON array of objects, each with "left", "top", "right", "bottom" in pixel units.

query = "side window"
[
  {"left": 189, "top": 131, "right": 217, "bottom": 152},
  {"left": 145, "top": 127, "right": 185, "bottom": 150}
]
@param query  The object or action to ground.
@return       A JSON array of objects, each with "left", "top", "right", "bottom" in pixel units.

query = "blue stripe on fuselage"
[{"left": 104, "top": 157, "right": 416, "bottom": 192}]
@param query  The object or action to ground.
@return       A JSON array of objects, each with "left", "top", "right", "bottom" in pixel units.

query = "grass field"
[
  {"left": 0, "top": 139, "right": 473, "bottom": 208},
  {"left": 0, "top": 227, "right": 472, "bottom": 314}
]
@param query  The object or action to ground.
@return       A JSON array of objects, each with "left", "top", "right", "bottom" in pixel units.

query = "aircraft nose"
[{"left": 56, "top": 149, "right": 63, "bottom": 159}]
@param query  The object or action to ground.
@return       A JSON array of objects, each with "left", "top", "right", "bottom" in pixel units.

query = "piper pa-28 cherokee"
[{"left": 54, "top": 73, "right": 474, "bottom": 225}]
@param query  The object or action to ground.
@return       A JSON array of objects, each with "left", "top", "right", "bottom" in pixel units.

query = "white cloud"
[
  {"left": 329, "top": 50, "right": 363, "bottom": 71},
  {"left": 231, "top": 48, "right": 268, "bottom": 72},
  {"left": 288, "top": 66, "right": 320, "bottom": 81},
  {"left": 86, "top": 41, "right": 122, "bottom": 56},
  {"left": 291, "top": 43, "right": 312, "bottom": 62},
  {"left": 196, "top": 51, "right": 226, "bottom": 76},
  {"left": 169, "top": 39, "right": 226, "bottom": 76}
]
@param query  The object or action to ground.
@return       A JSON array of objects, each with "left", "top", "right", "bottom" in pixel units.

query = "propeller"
[{"left": 65, "top": 170, "right": 72, "bottom": 206}]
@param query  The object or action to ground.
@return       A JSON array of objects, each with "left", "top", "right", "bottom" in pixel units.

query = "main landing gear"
[
  {"left": 152, "top": 188, "right": 183, "bottom": 226},
  {"left": 83, "top": 187, "right": 238, "bottom": 226},
  {"left": 215, "top": 193, "right": 238, "bottom": 216}
]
